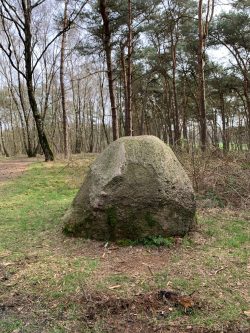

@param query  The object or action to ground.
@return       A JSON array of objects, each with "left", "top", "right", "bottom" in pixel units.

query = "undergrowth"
[
  {"left": 117, "top": 236, "right": 174, "bottom": 247},
  {"left": 178, "top": 150, "right": 250, "bottom": 209}
]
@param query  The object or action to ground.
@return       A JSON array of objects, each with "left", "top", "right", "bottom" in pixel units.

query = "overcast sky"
[{"left": 207, "top": 0, "right": 232, "bottom": 64}]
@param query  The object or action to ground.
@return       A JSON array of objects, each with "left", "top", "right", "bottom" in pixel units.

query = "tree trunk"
[
  {"left": 171, "top": 34, "right": 180, "bottom": 146},
  {"left": 99, "top": 74, "right": 110, "bottom": 144},
  {"left": 125, "top": 0, "right": 133, "bottom": 136},
  {"left": 182, "top": 80, "right": 189, "bottom": 151},
  {"left": 197, "top": 0, "right": 207, "bottom": 152},
  {"left": 75, "top": 79, "right": 82, "bottom": 153},
  {"left": 120, "top": 44, "right": 129, "bottom": 134},
  {"left": 243, "top": 76, "right": 250, "bottom": 149},
  {"left": 22, "top": 0, "right": 54, "bottom": 161},
  {"left": 213, "top": 109, "right": 219, "bottom": 147},
  {"left": 99, "top": 0, "right": 119, "bottom": 141},
  {"left": 9, "top": 98, "right": 17, "bottom": 155},
  {"left": 0, "top": 120, "right": 9, "bottom": 157},
  {"left": 17, "top": 73, "right": 36, "bottom": 157},
  {"left": 220, "top": 93, "right": 228, "bottom": 153},
  {"left": 60, "top": 0, "right": 69, "bottom": 158}
]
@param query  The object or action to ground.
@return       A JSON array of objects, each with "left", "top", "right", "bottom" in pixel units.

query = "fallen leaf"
[
  {"left": 243, "top": 310, "right": 250, "bottom": 317},
  {"left": 2, "top": 262, "right": 13, "bottom": 267}
]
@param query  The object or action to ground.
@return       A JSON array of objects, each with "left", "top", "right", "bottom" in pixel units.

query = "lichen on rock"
[{"left": 62, "top": 135, "right": 196, "bottom": 240}]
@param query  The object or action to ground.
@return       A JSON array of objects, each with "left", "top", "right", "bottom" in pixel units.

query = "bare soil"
[{"left": 0, "top": 158, "right": 38, "bottom": 183}]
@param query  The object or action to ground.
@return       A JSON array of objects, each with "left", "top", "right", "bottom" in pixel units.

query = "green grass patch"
[
  {"left": 200, "top": 216, "right": 249, "bottom": 251},
  {"left": 0, "top": 162, "right": 79, "bottom": 256},
  {"left": 0, "top": 159, "right": 99, "bottom": 332},
  {"left": 116, "top": 236, "right": 174, "bottom": 247},
  {"left": 0, "top": 319, "right": 23, "bottom": 333},
  {"left": 0, "top": 158, "right": 249, "bottom": 332}
]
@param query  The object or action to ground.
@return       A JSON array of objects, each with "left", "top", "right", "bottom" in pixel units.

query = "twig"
[
  {"left": 214, "top": 266, "right": 228, "bottom": 274},
  {"left": 142, "top": 262, "right": 154, "bottom": 276},
  {"left": 212, "top": 266, "right": 228, "bottom": 275}
]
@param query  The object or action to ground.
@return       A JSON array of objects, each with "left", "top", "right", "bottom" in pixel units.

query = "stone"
[{"left": 62, "top": 135, "right": 196, "bottom": 240}]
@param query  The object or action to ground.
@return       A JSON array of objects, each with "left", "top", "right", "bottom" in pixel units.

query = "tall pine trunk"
[
  {"left": 197, "top": 0, "right": 215, "bottom": 151},
  {"left": 125, "top": 0, "right": 133, "bottom": 136},
  {"left": 100, "top": 0, "right": 119, "bottom": 141},
  {"left": 197, "top": 0, "right": 207, "bottom": 152}
]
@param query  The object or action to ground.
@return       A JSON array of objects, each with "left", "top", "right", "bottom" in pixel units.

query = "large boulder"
[{"left": 63, "top": 135, "right": 196, "bottom": 240}]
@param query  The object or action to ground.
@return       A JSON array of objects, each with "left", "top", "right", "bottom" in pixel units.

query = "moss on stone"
[
  {"left": 106, "top": 207, "right": 117, "bottom": 227},
  {"left": 123, "top": 211, "right": 142, "bottom": 239},
  {"left": 83, "top": 215, "right": 94, "bottom": 238},
  {"left": 63, "top": 219, "right": 86, "bottom": 237},
  {"left": 144, "top": 212, "right": 158, "bottom": 227},
  {"left": 106, "top": 207, "right": 117, "bottom": 241},
  {"left": 62, "top": 225, "right": 74, "bottom": 236}
]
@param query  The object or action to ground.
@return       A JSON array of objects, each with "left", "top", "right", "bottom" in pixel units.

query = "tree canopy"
[{"left": 0, "top": 0, "right": 249, "bottom": 157}]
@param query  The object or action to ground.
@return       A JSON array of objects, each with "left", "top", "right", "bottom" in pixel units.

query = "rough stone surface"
[{"left": 63, "top": 135, "right": 196, "bottom": 240}]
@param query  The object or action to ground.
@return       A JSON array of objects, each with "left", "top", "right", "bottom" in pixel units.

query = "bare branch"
[
  {"left": 0, "top": 17, "right": 26, "bottom": 78},
  {"left": 70, "top": 70, "right": 107, "bottom": 82},
  {"left": 68, "top": 0, "right": 89, "bottom": 23},
  {"left": 0, "top": 42, "right": 26, "bottom": 78},
  {"left": 31, "top": 25, "right": 71, "bottom": 73},
  {"left": 31, "top": 0, "right": 89, "bottom": 73},
  {"left": 0, "top": 0, "right": 25, "bottom": 29},
  {"left": 31, "top": 0, "right": 46, "bottom": 10}
]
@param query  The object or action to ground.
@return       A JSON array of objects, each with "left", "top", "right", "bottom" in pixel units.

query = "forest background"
[{"left": 0, "top": 0, "right": 249, "bottom": 160}]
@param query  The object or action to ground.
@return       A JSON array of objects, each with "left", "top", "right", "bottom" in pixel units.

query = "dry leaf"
[
  {"left": 108, "top": 285, "right": 121, "bottom": 290},
  {"left": 243, "top": 310, "right": 250, "bottom": 317},
  {"left": 2, "top": 262, "right": 13, "bottom": 267}
]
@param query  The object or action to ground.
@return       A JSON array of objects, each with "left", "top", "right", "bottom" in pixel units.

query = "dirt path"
[{"left": 0, "top": 157, "right": 39, "bottom": 183}]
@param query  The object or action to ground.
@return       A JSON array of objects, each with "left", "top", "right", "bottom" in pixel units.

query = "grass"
[
  {"left": 1, "top": 164, "right": 71, "bottom": 239},
  {"left": 96, "top": 274, "right": 135, "bottom": 293},
  {"left": 0, "top": 157, "right": 249, "bottom": 332},
  {"left": 117, "top": 236, "right": 174, "bottom": 247}
]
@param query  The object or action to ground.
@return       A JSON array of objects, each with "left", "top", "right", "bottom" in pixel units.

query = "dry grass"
[{"left": 178, "top": 150, "right": 250, "bottom": 209}]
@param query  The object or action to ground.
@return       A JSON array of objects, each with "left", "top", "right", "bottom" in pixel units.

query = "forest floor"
[
  {"left": 0, "top": 155, "right": 249, "bottom": 333},
  {"left": 0, "top": 157, "right": 38, "bottom": 183}
]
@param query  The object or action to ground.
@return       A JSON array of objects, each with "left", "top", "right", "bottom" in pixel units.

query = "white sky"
[{"left": 207, "top": 0, "right": 232, "bottom": 64}]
